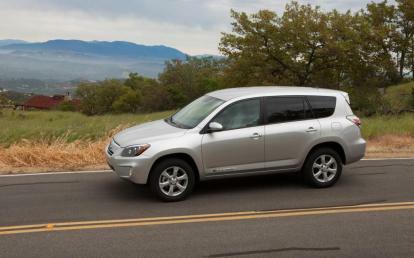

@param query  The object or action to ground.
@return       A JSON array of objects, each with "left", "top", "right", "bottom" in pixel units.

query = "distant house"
[{"left": 23, "top": 93, "right": 79, "bottom": 110}]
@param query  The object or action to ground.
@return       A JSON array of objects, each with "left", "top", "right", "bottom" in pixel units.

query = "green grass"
[
  {"left": 0, "top": 110, "right": 174, "bottom": 146},
  {"left": 361, "top": 114, "right": 414, "bottom": 139}
]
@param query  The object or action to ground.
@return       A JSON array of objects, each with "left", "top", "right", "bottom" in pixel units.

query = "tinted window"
[
  {"left": 265, "top": 97, "right": 312, "bottom": 123},
  {"left": 213, "top": 98, "right": 261, "bottom": 130},
  {"left": 307, "top": 96, "right": 336, "bottom": 118}
]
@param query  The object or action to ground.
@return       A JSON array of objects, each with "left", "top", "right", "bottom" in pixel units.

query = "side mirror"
[{"left": 208, "top": 122, "right": 223, "bottom": 132}]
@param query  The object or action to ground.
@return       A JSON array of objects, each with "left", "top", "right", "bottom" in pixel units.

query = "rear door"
[{"left": 264, "top": 96, "right": 320, "bottom": 170}]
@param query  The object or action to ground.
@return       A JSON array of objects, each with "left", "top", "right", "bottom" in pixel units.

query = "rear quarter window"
[
  {"left": 307, "top": 96, "right": 336, "bottom": 118},
  {"left": 265, "top": 96, "right": 312, "bottom": 124}
]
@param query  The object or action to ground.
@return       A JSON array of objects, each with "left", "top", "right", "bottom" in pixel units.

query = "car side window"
[
  {"left": 265, "top": 97, "right": 312, "bottom": 124},
  {"left": 307, "top": 96, "right": 336, "bottom": 118},
  {"left": 212, "top": 98, "right": 261, "bottom": 130}
]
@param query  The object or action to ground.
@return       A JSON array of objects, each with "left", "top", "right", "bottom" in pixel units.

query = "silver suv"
[{"left": 106, "top": 87, "right": 366, "bottom": 201}]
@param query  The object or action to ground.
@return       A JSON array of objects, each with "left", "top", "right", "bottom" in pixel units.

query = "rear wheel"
[
  {"left": 149, "top": 158, "right": 195, "bottom": 202},
  {"left": 302, "top": 148, "right": 342, "bottom": 188}
]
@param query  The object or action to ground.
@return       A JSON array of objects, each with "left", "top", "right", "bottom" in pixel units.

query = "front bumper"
[{"left": 106, "top": 144, "right": 152, "bottom": 184}]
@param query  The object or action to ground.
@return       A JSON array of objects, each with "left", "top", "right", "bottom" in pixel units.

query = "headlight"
[{"left": 120, "top": 144, "right": 150, "bottom": 157}]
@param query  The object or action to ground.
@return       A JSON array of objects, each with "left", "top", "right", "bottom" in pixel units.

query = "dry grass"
[
  {"left": 0, "top": 126, "right": 126, "bottom": 174},
  {"left": 0, "top": 110, "right": 174, "bottom": 174}
]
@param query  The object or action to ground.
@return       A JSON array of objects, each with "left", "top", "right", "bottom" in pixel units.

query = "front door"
[{"left": 201, "top": 98, "right": 265, "bottom": 174}]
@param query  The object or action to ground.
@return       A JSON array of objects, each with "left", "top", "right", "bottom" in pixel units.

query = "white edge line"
[
  {"left": 1, "top": 157, "right": 414, "bottom": 177},
  {"left": 362, "top": 157, "right": 414, "bottom": 161},
  {"left": 0, "top": 170, "right": 112, "bottom": 177}
]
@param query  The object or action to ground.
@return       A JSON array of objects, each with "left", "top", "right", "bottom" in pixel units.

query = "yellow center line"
[{"left": 1, "top": 202, "right": 414, "bottom": 236}]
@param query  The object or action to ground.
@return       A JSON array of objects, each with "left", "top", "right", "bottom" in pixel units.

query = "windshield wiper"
[
  {"left": 165, "top": 116, "right": 175, "bottom": 126},
  {"left": 165, "top": 116, "right": 190, "bottom": 129},
  {"left": 166, "top": 116, "right": 181, "bottom": 128}
]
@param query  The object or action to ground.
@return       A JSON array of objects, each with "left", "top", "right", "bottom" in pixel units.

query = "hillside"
[
  {"left": 0, "top": 39, "right": 28, "bottom": 47},
  {"left": 1, "top": 40, "right": 186, "bottom": 60},
  {"left": 0, "top": 39, "right": 187, "bottom": 81}
]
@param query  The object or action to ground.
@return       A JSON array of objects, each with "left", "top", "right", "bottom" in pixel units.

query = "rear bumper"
[
  {"left": 106, "top": 149, "right": 152, "bottom": 184},
  {"left": 346, "top": 138, "right": 366, "bottom": 164}
]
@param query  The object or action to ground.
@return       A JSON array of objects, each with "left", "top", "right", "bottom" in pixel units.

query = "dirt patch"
[{"left": 365, "top": 135, "right": 414, "bottom": 158}]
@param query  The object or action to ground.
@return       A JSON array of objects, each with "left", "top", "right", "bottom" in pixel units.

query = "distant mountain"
[
  {"left": 2, "top": 40, "right": 186, "bottom": 60},
  {"left": 0, "top": 39, "right": 28, "bottom": 47},
  {"left": 0, "top": 39, "right": 188, "bottom": 81}
]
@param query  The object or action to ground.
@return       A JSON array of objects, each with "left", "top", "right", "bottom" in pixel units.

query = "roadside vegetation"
[
  {"left": 0, "top": 110, "right": 173, "bottom": 146},
  {"left": 0, "top": 109, "right": 413, "bottom": 146},
  {"left": 0, "top": 109, "right": 413, "bottom": 173},
  {"left": 0, "top": 110, "right": 173, "bottom": 172},
  {"left": 1, "top": 0, "right": 414, "bottom": 172},
  {"left": 362, "top": 113, "right": 414, "bottom": 139}
]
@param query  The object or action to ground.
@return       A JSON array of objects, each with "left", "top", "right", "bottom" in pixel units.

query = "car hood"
[{"left": 113, "top": 119, "right": 187, "bottom": 147}]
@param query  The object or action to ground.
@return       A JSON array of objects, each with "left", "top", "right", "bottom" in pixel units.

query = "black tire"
[
  {"left": 149, "top": 158, "right": 195, "bottom": 202},
  {"left": 302, "top": 148, "right": 342, "bottom": 188}
]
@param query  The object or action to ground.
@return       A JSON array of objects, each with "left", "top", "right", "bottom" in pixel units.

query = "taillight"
[{"left": 347, "top": 115, "right": 361, "bottom": 127}]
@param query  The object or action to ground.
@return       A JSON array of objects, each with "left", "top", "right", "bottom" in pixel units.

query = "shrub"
[
  {"left": 112, "top": 90, "right": 142, "bottom": 113},
  {"left": 76, "top": 80, "right": 130, "bottom": 115},
  {"left": 383, "top": 82, "right": 414, "bottom": 114},
  {"left": 57, "top": 101, "right": 77, "bottom": 112},
  {"left": 346, "top": 86, "right": 383, "bottom": 116}
]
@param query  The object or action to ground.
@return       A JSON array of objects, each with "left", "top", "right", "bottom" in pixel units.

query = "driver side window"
[{"left": 213, "top": 98, "right": 261, "bottom": 130}]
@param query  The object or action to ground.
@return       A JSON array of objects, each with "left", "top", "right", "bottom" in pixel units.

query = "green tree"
[
  {"left": 220, "top": 3, "right": 339, "bottom": 87},
  {"left": 125, "top": 73, "right": 171, "bottom": 111},
  {"left": 76, "top": 80, "right": 129, "bottom": 115},
  {"left": 365, "top": 0, "right": 414, "bottom": 80},
  {"left": 395, "top": 0, "right": 414, "bottom": 80},
  {"left": 159, "top": 57, "right": 224, "bottom": 107},
  {"left": 220, "top": 1, "right": 402, "bottom": 91},
  {"left": 75, "top": 83, "right": 100, "bottom": 115},
  {"left": 112, "top": 89, "right": 142, "bottom": 113},
  {"left": 95, "top": 79, "right": 128, "bottom": 114}
]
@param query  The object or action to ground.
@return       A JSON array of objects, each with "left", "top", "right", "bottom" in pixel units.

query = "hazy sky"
[{"left": 0, "top": 0, "right": 393, "bottom": 55}]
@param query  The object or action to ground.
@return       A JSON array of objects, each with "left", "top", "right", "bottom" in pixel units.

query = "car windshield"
[{"left": 166, "top": 95, "right": 224, "bottom": 129}]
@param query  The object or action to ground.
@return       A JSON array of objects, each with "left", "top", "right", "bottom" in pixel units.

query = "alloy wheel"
[
  {"left": 312, "top": 154, "right": 338, "bottom": 183},
  {"left": 159, "top": 166, "right": 189, "bottom": 197}
]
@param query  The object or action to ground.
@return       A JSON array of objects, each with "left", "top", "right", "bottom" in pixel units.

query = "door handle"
[
  {"left": 250, "top": 133, "right": 262, "bottom": 139},
  {"left": 306, "top": 127, "right": 317, "bottom": 133}
]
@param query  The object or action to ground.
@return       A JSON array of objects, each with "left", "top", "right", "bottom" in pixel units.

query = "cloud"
[
  {"left": 0, "top": 0, "right": 393, "bottom": 55},
  {"left": 1, "top": 0, "right": 229, "bottom": 29}
]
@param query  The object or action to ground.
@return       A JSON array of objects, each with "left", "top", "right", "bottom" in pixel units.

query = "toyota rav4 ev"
[{"left": 106, "top": 87, "right": 366, "bottom": 201}]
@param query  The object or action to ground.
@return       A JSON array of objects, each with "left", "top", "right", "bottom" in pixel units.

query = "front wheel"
[
  {"left": 302, "top": 148, "right": 342, "bottom": 188},
  {"left": 149, "top": 158, "right": 195, "bottom": 202}
]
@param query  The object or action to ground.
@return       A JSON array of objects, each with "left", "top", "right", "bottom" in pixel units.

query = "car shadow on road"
[
  {"left": 104, "top": 172, "right": 304, "bottom": 202},
  {"left": 194, "top": 166, "right": 362, "bottom": 197},
  {"left": 194, "top": 172, "right": 304, "bottom": 196},
  {"left": 103, "top": 178, "right": 154, "bottom": 201}
]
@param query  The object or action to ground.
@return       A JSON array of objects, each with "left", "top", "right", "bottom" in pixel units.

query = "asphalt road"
[{"left": 0, "top": 159, "right": 413, "bottom": 257}]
